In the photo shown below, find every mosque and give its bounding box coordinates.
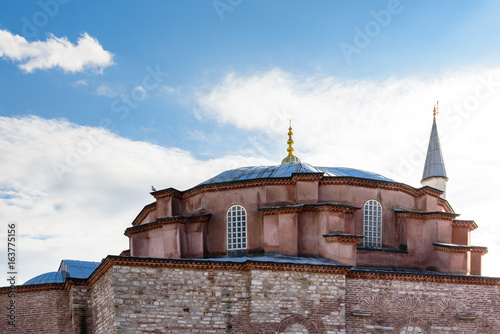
[1,109,499,333]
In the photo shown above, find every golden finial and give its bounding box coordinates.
[433,101,439,118]
[281,120,301,165]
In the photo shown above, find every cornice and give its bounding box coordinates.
[323,233,364,243]
[394,209,459,221]
[438,198,455,213]
[125,213,211,237]
[452,220,478,231]
[150,175,441,201]
[291,172,324,182]
[433,242,473,254]
[86,255,352,286]
[150,188,183,200]
[470,246,488,255]
[64,278,88,291]
[320,178,443,198]
[131,202,156,226]
[120,249,130,256]
[0,283,64,295]
[347,270,500,286]
[259,203,361,216]
[183,178,295,198]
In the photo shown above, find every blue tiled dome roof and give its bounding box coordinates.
[198,162,392,186]
[24,260,100,285]
[24,271,66,285]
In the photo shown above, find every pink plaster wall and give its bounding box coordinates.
[262,215,279,252]
[297,212,318,255]
[452,226,470,245]
[279,213,298,255]
[127,178,485,275]
[296,181,318,203]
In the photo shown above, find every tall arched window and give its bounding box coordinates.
[364,200,382,248]
[227,205,247,252]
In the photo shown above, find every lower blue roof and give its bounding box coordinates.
[198,162,393,186]
[24,259,100,285]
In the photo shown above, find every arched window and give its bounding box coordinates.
[364,200,382,248]
[227,205,247,252]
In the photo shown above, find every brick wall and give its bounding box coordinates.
[346,277,500,333]
[250,270,346,333]
[0,288,73,333]
[103,264,346,333]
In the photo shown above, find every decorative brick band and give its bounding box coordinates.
[432,242,487,254]
[259,203,360,216]
[291,172,324,182]
[434,245,471,254]
[0,283,64,295]
[320,178,442,198]
[347,270,500,286]
[150,175,440,200]
[323,233,364,243]
[470,246,488,255]
[120,249,130,256]
[394,209,459,221]
[150,187,182,199]
[131,202,156,226]
[125,213,211,237]
[438,197,455,213]
[86,255,351,286]
[452,220,478,231]
[183,178,295,198]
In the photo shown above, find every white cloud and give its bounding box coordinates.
[196,67,500,277]
[133,85,148,99]
[96,84,119,98]
[160,85,177,95]
[0,29,114,73]
[2,67,500,283]
[0,116,271,283]
[72,79,89,87]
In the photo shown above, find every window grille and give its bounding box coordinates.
[227,205,247,251]
[364,200,382,248]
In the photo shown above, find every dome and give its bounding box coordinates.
[24,271,66,285]
[198,162,393,186]
[24,259,100,285]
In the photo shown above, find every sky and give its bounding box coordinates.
[1,0,500,284]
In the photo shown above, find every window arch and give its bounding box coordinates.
[363,200,382,248]
[226,205,247,251]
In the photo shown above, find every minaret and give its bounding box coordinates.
[421,104,448,198]
[281,121,301,165]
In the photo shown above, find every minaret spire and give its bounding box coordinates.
[281,120,301,165]
[421,103,448,198]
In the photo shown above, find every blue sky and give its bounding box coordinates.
[1,1,500,282]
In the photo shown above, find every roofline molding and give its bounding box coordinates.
[125,213,211,237]
[147,176,443,203]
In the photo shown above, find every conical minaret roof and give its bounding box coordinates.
[421,106,447,182]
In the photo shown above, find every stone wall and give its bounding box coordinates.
[70,284,94,333]
[0,287,73,333]
[346,276,500,333]
[105,264,347,333]
[250,270,346,333]
[91,269,115,333]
